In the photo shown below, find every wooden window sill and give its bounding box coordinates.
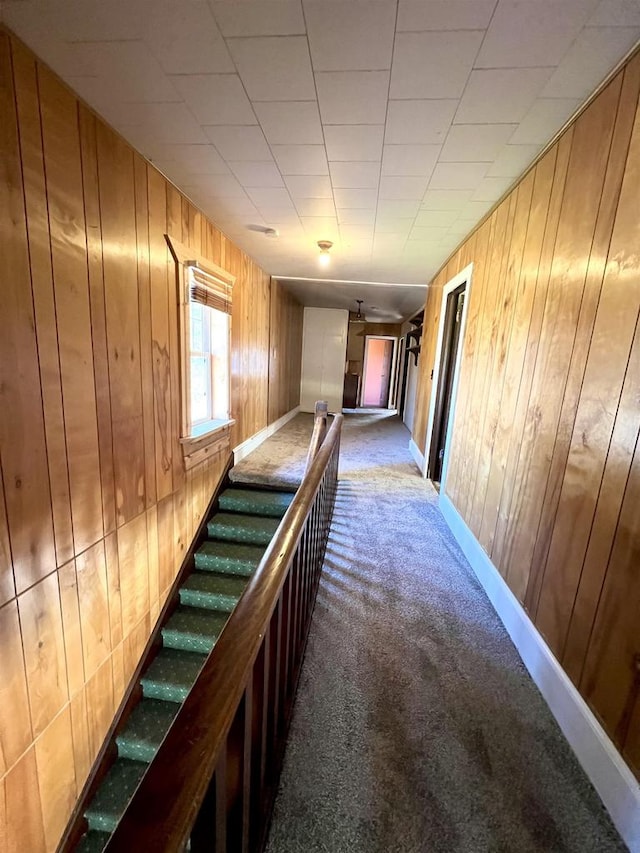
[180,419,235,469]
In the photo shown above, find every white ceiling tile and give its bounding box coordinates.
[71,41,181,103]
[228,161,285,187]
[272,145,329,175]
[211,1,305,36]
[205,126,272,160]
[422,189,474,210]
[440,124,517,162]
[588,0,640,26]
[376,199,421,217]
[228,36,315,101]
[487,144,541,178]
[390,31,484,99]
[456,68,554,124]
[374,217,415,233]
[304,0,396,71]
[157,163,232,187]
[429,162,488,190]
[385,100,458,144]
[115,103,209,144]
[256,206,300,221]
[333,188,379,208]
[300,217,340,238]
[145,2,234,74]
[471,175,514,201]
[414,210,459,228]
[2,0,151,41]
[181,173,247,197]
[207,196,261,216]
[255,101,323,144]
[284,175,334,198]
[340,224,375,241]
[458,200,495,220]
[540,26,640,99]
[337,209,377,225]
[476,0,600,68]
[294,198,337,217]
[382,145,440,176]
[324,125,385,161]
[316,71,389,124]
[170,74,256,125]
[246,187,295,207]
[510,98,582,145]
[329,162,380,189]
[147,143,229,174]
[408,225,451,242]
[397,0,497,31]
[379,176,430,199]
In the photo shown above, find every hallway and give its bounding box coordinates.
[265,412,622,853]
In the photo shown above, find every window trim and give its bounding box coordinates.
[166,234,235,469]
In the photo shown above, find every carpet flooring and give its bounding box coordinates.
[260,410,625,853]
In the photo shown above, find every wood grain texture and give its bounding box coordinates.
[413,56,640,780]
[0,29,303,850]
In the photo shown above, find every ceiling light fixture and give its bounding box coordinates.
[317,240,333,268]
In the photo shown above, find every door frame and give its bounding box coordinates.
[423,263,473,489]
[360,335,398,408]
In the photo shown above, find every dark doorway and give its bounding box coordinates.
[428,284,466,486]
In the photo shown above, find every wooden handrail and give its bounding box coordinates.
[304,400,329,475]
[106,410,343,852]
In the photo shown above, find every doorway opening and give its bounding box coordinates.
[425,265,472,490]
[361,336,397,408]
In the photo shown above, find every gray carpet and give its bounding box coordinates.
[231,413,317,490]
[257,411,624,853]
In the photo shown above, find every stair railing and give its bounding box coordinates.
[104,408,343,853]
[304,399,329,474]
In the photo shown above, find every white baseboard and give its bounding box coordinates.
[439,492,640,853]
[233,406,300,465]
[409,438,425,475]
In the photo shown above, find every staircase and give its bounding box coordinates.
[77,484,295,853]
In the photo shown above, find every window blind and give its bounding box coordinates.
[189,266,232,315]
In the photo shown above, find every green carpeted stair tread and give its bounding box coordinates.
[179,572,249,612]
[116,698,180,763]
[76,830,111,853]
[162,606,229,654]
[141,648,208,703]
[218,487,295,518]
[194,541,265,575]
[84,759,147,833]
[207,512,280,546]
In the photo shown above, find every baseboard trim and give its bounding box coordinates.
[409,438,425,475]
[233,406,301,465]
[439,492,640,853]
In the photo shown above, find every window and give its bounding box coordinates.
[187,266,231,436]
[166,234,235,469]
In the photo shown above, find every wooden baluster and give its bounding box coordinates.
[226,684,251,852]
[250,635,269,849]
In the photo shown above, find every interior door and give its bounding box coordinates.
[428,285,465,484]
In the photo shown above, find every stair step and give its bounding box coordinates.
[141,648,207,703]
[77,830,111,853]
[208,512,280,546]
[219,487,294,518]
[85,759,147,834]
[180,572,249,612]
[194,541,265,575]
[116,698,180,763]
[162,606,229,654]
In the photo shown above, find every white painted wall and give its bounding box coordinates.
[300,307,348,413]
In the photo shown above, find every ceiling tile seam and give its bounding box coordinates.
[299,0,340,260]
[449,0,501,128]
[211,12,305,238]
[374,0,410,269]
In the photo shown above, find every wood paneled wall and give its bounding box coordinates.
[413,51,640,779]
[0,30,302,852]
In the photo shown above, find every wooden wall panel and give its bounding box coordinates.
[413,53,640,780]
[0,29,303,852]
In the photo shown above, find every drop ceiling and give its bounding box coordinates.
[3,0,639,309]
